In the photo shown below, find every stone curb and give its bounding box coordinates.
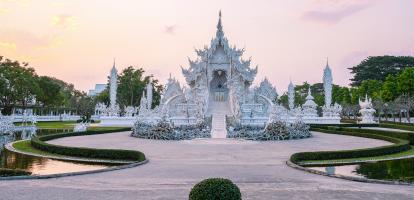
[299,154,414,166]
[6,140,132,164]
[286,160,414,186]
[0,159,148,181]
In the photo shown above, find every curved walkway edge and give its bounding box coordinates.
[299,154,414,166]
[6,140,134,164]
[2,140,149,181]
[286,160,414,186]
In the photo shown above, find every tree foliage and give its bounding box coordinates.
[98,66,163,109]
[349,56,414,86]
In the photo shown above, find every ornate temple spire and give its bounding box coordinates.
[216,10,224,41]
[306,87,314,100]
[111,58,117,74]
[109,59,118,114]
[288,80,295,110]
[323,57,333,106]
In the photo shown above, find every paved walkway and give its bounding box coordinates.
[0,132,413,200]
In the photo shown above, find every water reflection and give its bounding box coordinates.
[307,158,414,183]
[0,129,116,176]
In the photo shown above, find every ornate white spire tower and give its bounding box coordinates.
[216,10,224,42]
[288,80,295,110]
[146,79,153,110]
[323,58,333,106]
[109,59,118,108]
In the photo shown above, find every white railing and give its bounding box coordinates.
[12,115,81,122]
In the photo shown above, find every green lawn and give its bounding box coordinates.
[300,146,414,166]
[34,121,77,129]
[12,140,62,157]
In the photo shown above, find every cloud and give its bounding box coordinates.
[164,25,178,35]
[52,14,78,30]
[340,51,369,68]
[0,8,9,14]
[301,0,377,24]
[0,29,58,54]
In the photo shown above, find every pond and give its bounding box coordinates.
[307,158,414,183]
[0,129,118,176]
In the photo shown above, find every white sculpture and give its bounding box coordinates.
[0,112,15,134]
[359,94,376,124]
[74,122,89,132]
[322,59,342,118]
[255,78,278,103]
[288,80,295,110]
[146,79,153,109]
[323,58,333,107]
[302,88,318,118]
[181,10,258,120]
[108,60,120,116]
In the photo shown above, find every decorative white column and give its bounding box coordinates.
[323,59,332,107]
[288,80,295,110]
[146,79,153,110]
[109,61,118,109]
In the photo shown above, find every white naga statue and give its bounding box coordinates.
[359,94,376,124]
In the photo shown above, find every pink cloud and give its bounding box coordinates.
[301,0,378,24]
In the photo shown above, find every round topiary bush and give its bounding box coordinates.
[189,178,241,200]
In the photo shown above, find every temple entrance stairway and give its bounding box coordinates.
[207,101,231,139]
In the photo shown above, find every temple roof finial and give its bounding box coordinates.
[325,57,330,69]
[111,58,117,73]
[216,10,224,39]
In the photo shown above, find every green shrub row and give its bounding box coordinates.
[31,128,146,162]
[310,123,379,128]
[340,127,414,145]
[290,127,411,164]
[0,168,31,177]
[380,123,414,132]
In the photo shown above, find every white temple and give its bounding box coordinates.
[97,11,344,131]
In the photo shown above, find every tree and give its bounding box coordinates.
[381,75,399,102]
[94,89,110,106]
[96,66,163,109]
[358,80,383,100]
[37,76,65,107]
[77,96,95,121]
[349,56,414,86]
[397,67,414,95]
[0,56,40,114]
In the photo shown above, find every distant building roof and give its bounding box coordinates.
[88,84,106,96]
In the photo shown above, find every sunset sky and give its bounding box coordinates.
[1,0,413,93]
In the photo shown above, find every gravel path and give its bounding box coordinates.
[0,131,413,200]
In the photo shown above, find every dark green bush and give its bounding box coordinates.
[189,178,241,200]
[31,128,146,162]
[0,168,31,177]
[310,123,378,129]
[340,127,414,145]
[380,123,414,132]
[291,127,411,164]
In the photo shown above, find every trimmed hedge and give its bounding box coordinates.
[291,127,411,164]
[310,123,379,128]
[380,123,414,132]
[340,127,414,145]
[0,168,31,177]
[189,178,241,200]
[31,128,146,162]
